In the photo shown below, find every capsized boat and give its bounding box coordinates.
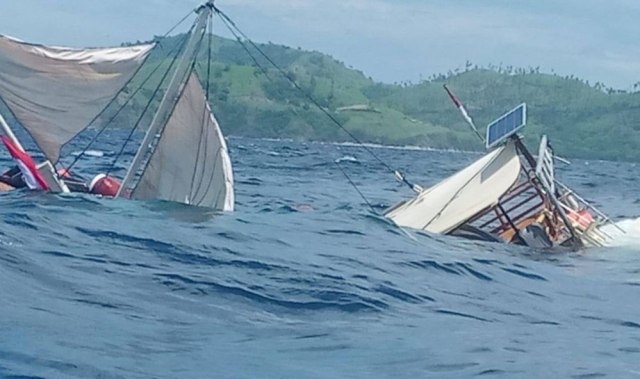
[385,101,622,250]
[0,1,234,210]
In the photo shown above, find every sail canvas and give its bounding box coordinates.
[385,141,521,233]
[131,73,234,211]
[0,35,153,162]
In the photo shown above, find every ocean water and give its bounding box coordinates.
[1,136,640,378]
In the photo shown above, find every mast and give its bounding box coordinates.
[116,2,214,197]
[0,112,24,152]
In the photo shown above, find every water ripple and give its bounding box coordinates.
[1,137,639,378]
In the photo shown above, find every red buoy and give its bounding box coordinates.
[89,174,121,197]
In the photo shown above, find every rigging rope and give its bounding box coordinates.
[127,18,210,197]
[63,9,198,173]
[57,49,152,172]
[156,8,199,52]
[105,25,196,176]
[208,12,374,210]
[212,8,413,212]
[212,8,420,194]
[64,39,186,174]
[189,13,215,203]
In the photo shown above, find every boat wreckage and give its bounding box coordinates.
[0,1,233,210]
[385,89,622,250]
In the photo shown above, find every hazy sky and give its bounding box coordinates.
[1,0,638,89]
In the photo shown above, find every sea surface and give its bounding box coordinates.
[1,135,640,378]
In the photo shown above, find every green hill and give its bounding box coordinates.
[368,69,640,161]
[124,35,640,161]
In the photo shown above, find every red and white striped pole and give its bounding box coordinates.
[443,84,484,143]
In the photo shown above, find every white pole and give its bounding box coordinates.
[116,5,211,197]
[0,112,25,152]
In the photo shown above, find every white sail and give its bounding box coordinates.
[385,140,521,233]
[0,35,153,162]
[131,73,234,210]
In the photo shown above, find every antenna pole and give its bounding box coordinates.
[443,85,485,143]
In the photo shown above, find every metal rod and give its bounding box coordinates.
[117,4,211,197]
[443,85,485,143]
[497,204,524,243]
[555,179,625,233]
[0,112,24,152]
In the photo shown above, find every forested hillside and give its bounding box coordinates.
[125,34,640,161]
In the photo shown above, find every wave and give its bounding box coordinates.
[601,217,640,248]
[70,149,110,158]
[334,155,359,164]
[332,140,481,154]
[3,135,640,378]
[230,136,482,154]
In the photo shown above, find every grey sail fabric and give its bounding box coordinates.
[0,35,153,162]
[131,73,234,210]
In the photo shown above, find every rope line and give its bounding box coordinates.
[156,9,198,51]
[212,13,380,210]
[106,26,196,176]
[190,13,214,202]
[63,9,197,172]
[129,21,209,197]
[65,40,186,173]
[213,8,414,190]
[211,7,413,212]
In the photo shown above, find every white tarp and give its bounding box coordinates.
[131,73,234,210]
[385,140,521,233]
[0,35,153,162]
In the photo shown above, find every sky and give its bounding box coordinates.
[0,0,639,89]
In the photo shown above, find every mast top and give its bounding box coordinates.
[197,0,216,13]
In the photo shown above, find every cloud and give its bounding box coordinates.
[223,0,640,88]
[1,0,638,88]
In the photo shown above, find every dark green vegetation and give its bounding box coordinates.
[126,35,640,161]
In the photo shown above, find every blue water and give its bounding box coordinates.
[1,136,640,378]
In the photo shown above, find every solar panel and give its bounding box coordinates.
[486,103,526,149]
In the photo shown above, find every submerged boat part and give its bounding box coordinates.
[0,35,153,163]
[385,98,621,251]
[0,1,234,211]
[385,141,521,234]
[130,73,234,210]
